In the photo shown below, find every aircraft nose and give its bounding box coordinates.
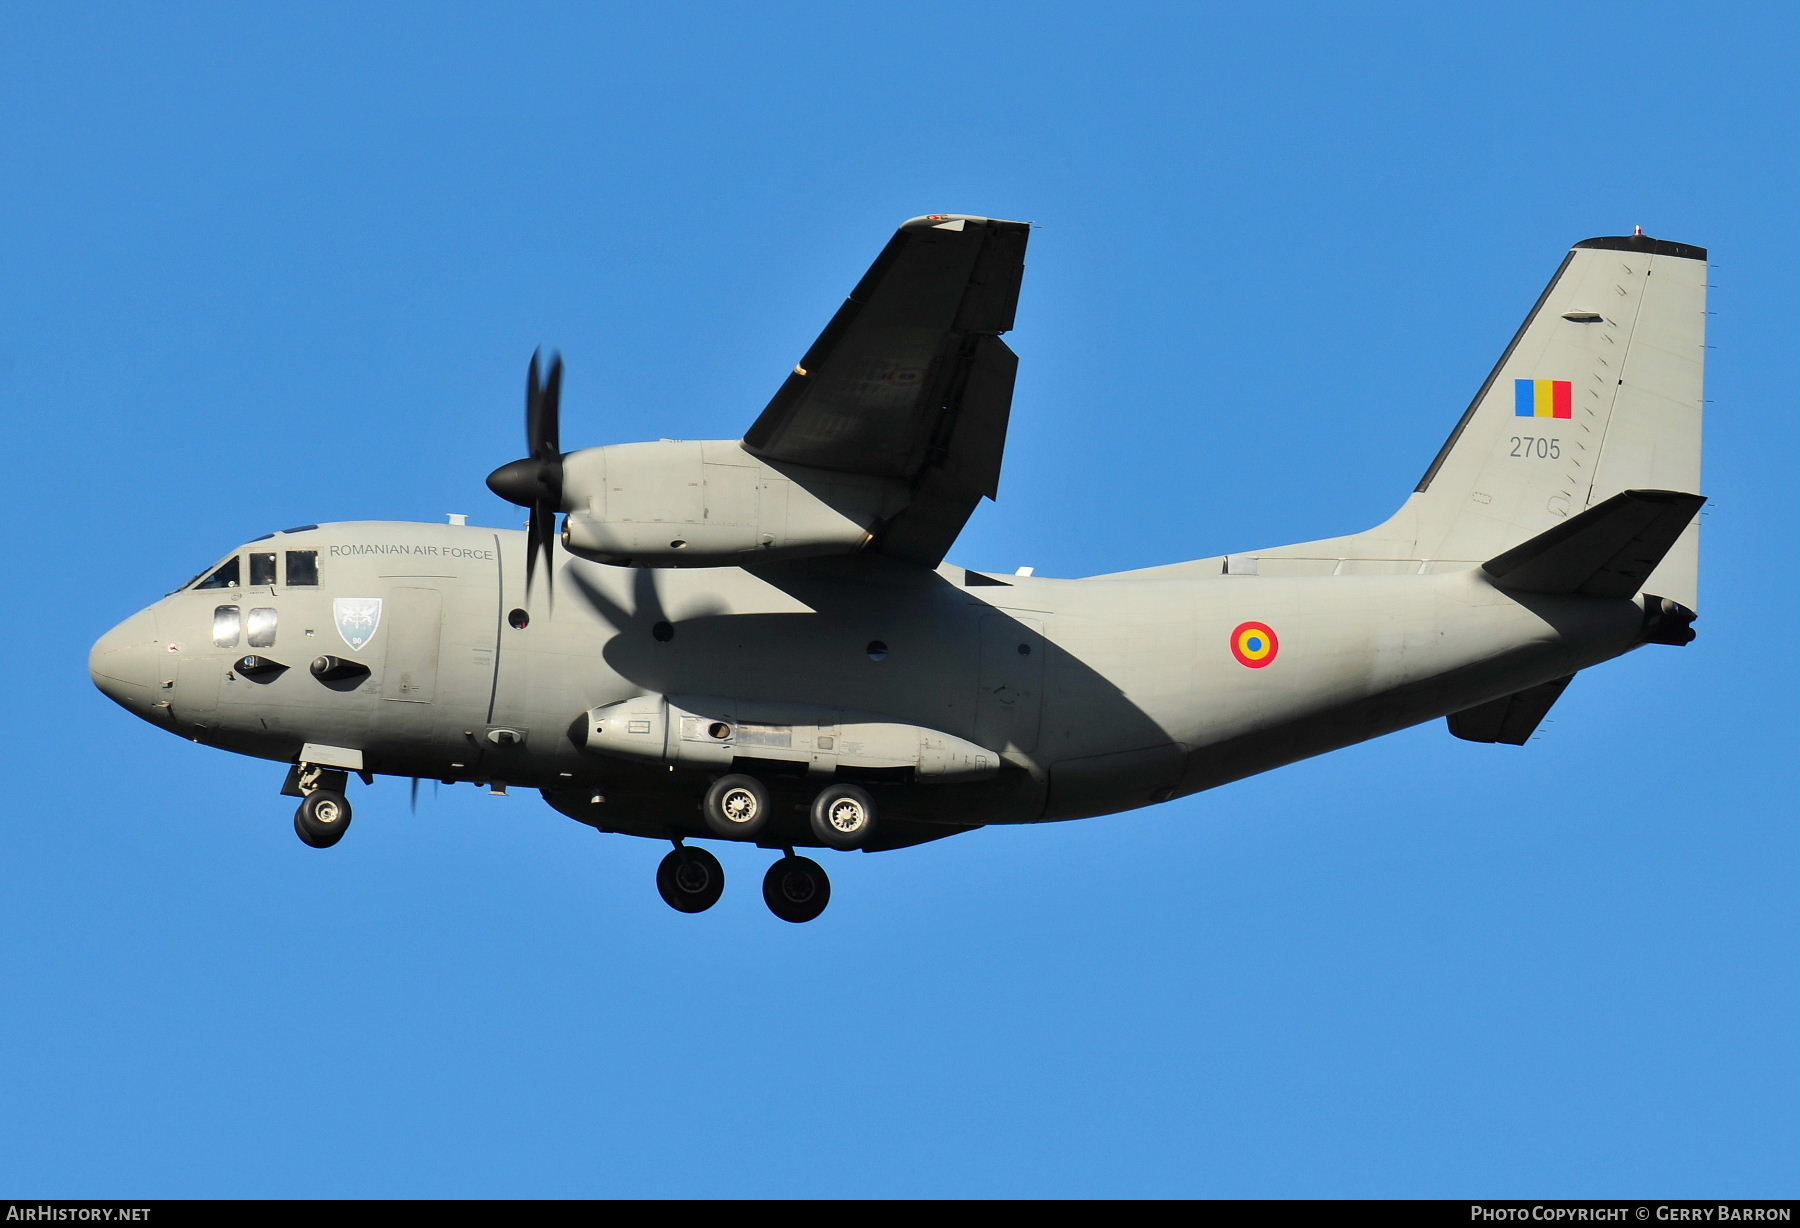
[90,609,161,711]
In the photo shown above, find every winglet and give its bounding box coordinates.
[1482,489,1705,599]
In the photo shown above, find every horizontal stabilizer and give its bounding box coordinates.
[1482,489,1705,599]
[1448,675,1574,745]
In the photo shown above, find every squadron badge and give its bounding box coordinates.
[334,597,383,652]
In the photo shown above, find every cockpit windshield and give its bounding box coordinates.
[194,556,241,590]
[180,545,320,593]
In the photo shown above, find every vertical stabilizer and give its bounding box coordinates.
[1252,235,1707,608]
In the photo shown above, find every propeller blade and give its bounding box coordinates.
[410,777,420,814]
[528,499,557,609]
[525,349,544,456]
[490,350,567,609]
[539,353,563,459]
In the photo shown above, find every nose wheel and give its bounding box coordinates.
[294,788,353,848]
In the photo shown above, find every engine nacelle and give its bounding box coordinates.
[584,694,999,782]
[557,439,906,567]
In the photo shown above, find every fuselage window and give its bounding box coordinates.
[196,557,241,590]
[286,550,319,586]
[247,607,277,648]
[213,605,241,649]
[249,552,277,586]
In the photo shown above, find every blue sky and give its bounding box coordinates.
[2,2,1794,1198]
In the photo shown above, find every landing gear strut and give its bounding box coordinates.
[656,844,725,913]
[763,854,831,923]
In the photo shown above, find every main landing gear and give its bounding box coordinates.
[702,775,880,850]
[809,782,875,849]
[655,842,834,923]
[762,855,830,924]
[292,766,354,848]
[702,773,770,839]
[654,775,880,920]
[655,844,725,913]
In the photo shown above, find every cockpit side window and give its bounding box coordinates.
[286,550,319,586]
[249,552,277,586]
[246,607,277,648]
[196,557,241,590]
[213,606,241,648]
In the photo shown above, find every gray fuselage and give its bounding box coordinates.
[91,519,1650,851]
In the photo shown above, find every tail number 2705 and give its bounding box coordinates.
[1510,436,1561,459]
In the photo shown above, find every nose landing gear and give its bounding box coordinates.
[291,765,354,848]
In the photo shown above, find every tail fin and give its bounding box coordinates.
[1258,235,1708,607]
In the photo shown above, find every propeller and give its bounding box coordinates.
[486,350,565,604]
[408,777,441,814]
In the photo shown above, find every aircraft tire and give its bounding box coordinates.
[294,789,352,848]
[656,846,725,914]
[809,783,876,849]
[762,856,830,923]
[702,773,770,839]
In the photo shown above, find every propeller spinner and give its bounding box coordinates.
[486,350,565,602]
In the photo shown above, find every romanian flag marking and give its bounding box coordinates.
[1230,621,1279,669]
[1514,379,1573,419]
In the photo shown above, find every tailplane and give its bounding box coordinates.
[1482,488,1705,600]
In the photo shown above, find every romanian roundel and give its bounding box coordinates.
[1229,621,1280,669]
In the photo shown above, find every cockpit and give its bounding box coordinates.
[182,527,324,593]
[175,529,330,653]
[190,549,320,590]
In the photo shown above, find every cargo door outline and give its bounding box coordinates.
[382,588,442,703]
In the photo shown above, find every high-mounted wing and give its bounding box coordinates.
[744,214,1030,567]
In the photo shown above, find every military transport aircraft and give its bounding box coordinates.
[89,215,1707,922]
